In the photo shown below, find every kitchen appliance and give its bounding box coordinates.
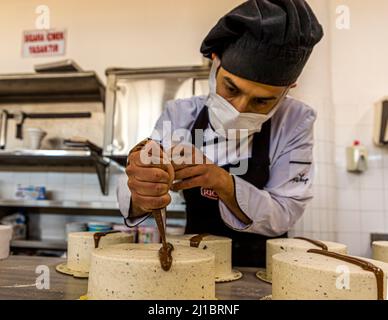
[103,66,210,164]
[374,98,388,146]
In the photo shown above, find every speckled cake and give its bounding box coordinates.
[67,232,133,274]
[373,241,388,263]
[272,251,388,300]
[87,243,216,300]
[167,234,242,282]
[264,238,348,282]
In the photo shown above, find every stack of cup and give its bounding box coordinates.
[25,128,47,150]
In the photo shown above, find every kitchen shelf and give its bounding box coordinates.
[0,71,105,106]
[0,199,119,210]
[0,149,111,195]
[0,199,186,212]
[11,239,66,251]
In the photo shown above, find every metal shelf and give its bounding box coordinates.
[0,71,105,106]
[0,199,119,210]
[11,239,66,251]
[0,199,186,214]
[0,150,111,195]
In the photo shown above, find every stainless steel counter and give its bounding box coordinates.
[0,255,271,300]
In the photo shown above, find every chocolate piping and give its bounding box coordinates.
[93,231,121,248]
[153,209,174,272]
[131,139,174,271]
[308,249,385,300]
[190,233,210,248]
[294,237,328,251]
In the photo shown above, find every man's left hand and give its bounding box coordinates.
[168,144,233,198]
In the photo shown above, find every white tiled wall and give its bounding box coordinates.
[290,0,338,243]
[292,0,388,257]
[0,166,122,204]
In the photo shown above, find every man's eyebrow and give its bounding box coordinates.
[255,96,277,101]
[223,77,240,90]
[223,76,277,100]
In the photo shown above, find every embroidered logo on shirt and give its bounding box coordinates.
[200,187,219,200]
[292,173,310,185]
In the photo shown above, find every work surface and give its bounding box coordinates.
[0,255,271,300]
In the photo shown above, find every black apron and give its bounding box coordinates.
[182,106,287,268]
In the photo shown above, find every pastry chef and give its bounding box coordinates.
[117,0,324,267]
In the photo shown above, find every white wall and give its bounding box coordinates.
[291,0,338,242]
[0,0,242,80]
[329,0,388,256]
[293,0,388,257]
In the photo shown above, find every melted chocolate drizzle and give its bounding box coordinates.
[294,237,328,251]
[93,230,121,248]
[153,209,174,271]
[308,249,385,300]
[131,139,174,271]
[190,233,210,248]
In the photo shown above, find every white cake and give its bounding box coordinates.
[373,241,388,263]
[272,251,388,300]
[67,231,133,274]
[264,238,348,282]
[167,234,242,282]
[87,243,216,300]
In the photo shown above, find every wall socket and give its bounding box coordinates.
[371,233,388,246]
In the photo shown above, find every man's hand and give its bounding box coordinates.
[169,144,232,197]
[168,144,251,225]
[126,140,174,218]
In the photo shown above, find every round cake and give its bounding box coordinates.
[272,251,388,300]
[66,231,134,274]
[167,234,242,282]
[262,238,348,282]
[372,241,388,263]
[87,243,216,300]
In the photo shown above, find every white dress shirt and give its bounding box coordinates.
[117,95,316,237]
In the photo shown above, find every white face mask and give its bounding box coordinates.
[206,57,288,138]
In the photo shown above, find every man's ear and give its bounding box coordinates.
[211,53,217,60]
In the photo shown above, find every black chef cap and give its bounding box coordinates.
[200,0,324,86]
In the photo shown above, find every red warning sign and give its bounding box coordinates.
[22,29,66,58]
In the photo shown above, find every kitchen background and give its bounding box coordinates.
[0,0,387,257]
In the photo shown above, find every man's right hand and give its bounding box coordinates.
[125,140,175,218]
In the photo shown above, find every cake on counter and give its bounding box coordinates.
[272,251,388,300]
[167,234,242,282]
[87,243,216,300]
[259,238,348,283]
[58,231,134,277]
[373,241,388,263]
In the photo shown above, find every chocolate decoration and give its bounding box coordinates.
[93,231,121,249]
[131,139,174,271]
[308,249,385,300]
[190,233,211,248]
[294,237,328,251]
[153,209,174,271]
